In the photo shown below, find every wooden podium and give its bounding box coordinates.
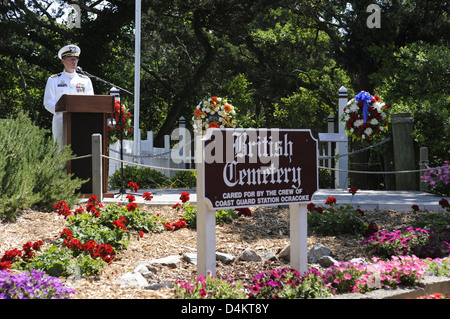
[56,94,114,195]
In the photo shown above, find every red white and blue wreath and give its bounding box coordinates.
[340,91,390,142]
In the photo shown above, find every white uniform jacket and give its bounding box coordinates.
[43,70,94,144]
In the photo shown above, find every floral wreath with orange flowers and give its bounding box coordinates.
[192,96,236,134]
[107,100,132,145]
[340,91,390,142]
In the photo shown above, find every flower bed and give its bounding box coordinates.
[1,184,449,299]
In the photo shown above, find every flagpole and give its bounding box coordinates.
[134,0,141,158]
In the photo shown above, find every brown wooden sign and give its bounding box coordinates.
[202,128,318,209]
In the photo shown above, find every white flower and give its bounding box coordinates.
[365,127,373,136]
[380,112,386,119]
[343,114,350,121]
[370,118,379,125]
[349,103,358,112]
[354,119,364,128]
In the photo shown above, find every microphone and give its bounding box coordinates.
[76,66,85,74]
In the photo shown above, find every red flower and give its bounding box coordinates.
[139,231,144,238]
[126,202,138,211]
[307,203,316,211]
[143,192,152,201]
[315,207,324,214]
[127,182,139,192]
[83,240,99,255]
[60,228,73,240]
[113,219,127,231]
[357,208,365,216]
[126,194,136,202]
[439,198,449,208]
[366,222,379,237]
[0,261,11,271]
[348,186,358,196]
[236,208,252,217]
[164,218,187,231]
[54,200,72,218]
[325,196,337,205]
[32,240,44,251]
[74,207,85,215]
[173,203,182,209]
[411,204,420,212]
[180,191,190,203]
[1,248,22,263]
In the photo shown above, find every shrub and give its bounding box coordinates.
[109,166,171,189]
[170,170,197,188]
[180,203,239,230]
[307,198,368,236]
[0,113,83,220]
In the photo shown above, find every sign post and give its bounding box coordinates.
[197,128,318,276]
[195,131,217,276]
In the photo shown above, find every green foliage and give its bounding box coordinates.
[0,113,83,220]
[21,245,108,277]
[308,203,367,236]
[99,203,167,233]
[109,166,171,190]
[170,170,197,189]
[372,42,450,164]
[20,246,76,277]
[319,168,333,189]
[410,211,450,233]
[424,258,450,277]
[181,202,198,229]
[180,203,238,230]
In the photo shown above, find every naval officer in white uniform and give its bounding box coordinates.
[43,44,94,145]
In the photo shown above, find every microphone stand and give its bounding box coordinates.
[76,67,134,96]
[77,67,133,198]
